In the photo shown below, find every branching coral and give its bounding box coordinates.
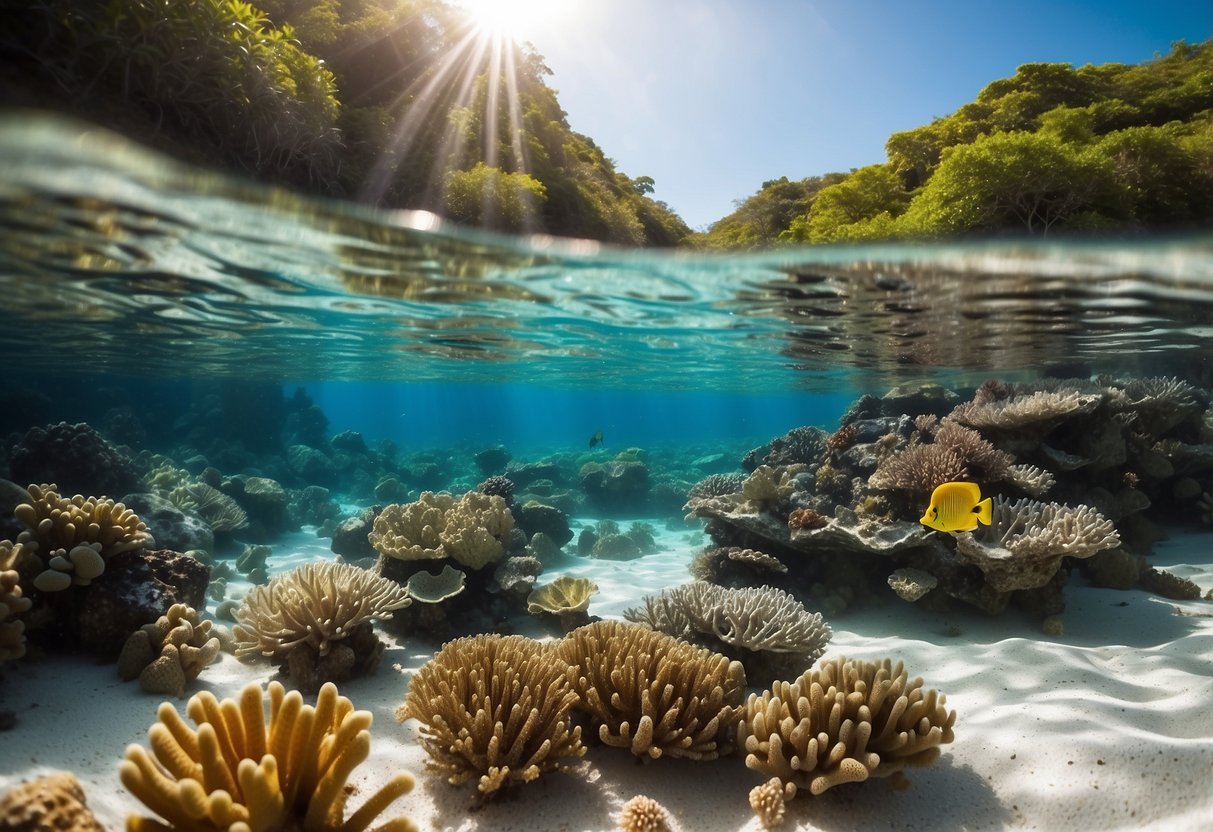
[1,549,32,661]
[1003,463,1056,497]
[953,496,1120,592]
[368,491,514,570]
[397,634,584,794]
[687,473,745,501]
[869,442,966,497]
[748,778,789,830]
[121,681,417,832]
[557,619,746,761]
[625,583,832,683]
[117,603,221,697]
[948,389,1100,431]
[233,562,410,661]
[14,483,152,592]
[741,465,805,507]
[740,656,956,798]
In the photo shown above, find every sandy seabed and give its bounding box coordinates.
[2,523,1212,832]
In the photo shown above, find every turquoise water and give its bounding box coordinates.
[1,112,1212,446]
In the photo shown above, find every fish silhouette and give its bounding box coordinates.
[589,431,604,448]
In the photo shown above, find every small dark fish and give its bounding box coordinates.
[589,431,604,448]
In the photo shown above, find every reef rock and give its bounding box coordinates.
[121,493,215,554]
[8,421,140,497]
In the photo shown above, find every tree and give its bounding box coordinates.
[800,165,909,243]
[444,163,547,232]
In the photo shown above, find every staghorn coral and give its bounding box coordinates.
[117,603,221,698]
[121,681,416,832]
[625,583,831,684]
[1003,463,1056,497]
[369,491,514,570]
[933,420,1013,481]
[748,778,789,830]
[15,483,152,592]
[740,655,956,798]
[617,795,672,832]
[397,634,584,794]
[557,619,746,761]
[869,442,966,498]
[233,562,410,689]
[953,496,1120,592]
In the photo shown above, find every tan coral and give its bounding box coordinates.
[397,634,584,794]
[748,777,790,830]
[949,389,1101,430]
[369,491,513,569]
[0,772,105,832]
[617,795,673,832]
[121,681,416,832]
[887,568,939,602]
[869,442,966,497]
[557,620,746,761]
[1,562,32,663]
[117,603,221,698]
[1003,463,1056,497]
[727,548,788,574]
[233,562,410,659]
[527,575,599,616]
[169,482,249,532]
[741,465,805,507]
[740,655,956,798]
[404,564,466,603]
[953,496,1120,592]
[14,483,151,591]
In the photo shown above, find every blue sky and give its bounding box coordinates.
[510,0,1211,231]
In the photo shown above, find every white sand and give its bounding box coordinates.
[3,524,1213,831]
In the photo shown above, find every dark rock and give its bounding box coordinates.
[331,508,380,561]
[504,461,564,488]
[880,384,961,418]
[8,422,141,497]
[233,475,289,539]
[291,485,341,527]
[514,502,573,547]
[75,548,209,655]
[474,447,512,476]
[330,430,368,454]
[579,460,650,513]
[286,444,337,486]
[121,492,215,554]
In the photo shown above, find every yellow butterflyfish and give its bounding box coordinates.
[920,481,993,532]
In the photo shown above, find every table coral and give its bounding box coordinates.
[558,619,746,761]
[117,603,221,697]
[13,483,151,592]
[740,655,956,798]
[121,681,417,832]
[397,634,584,794]
[953,496,1120,592]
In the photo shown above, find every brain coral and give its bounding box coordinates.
[398,633,585,794]
[741,655,956,797]
[14,483,152,592]
[121,681,416,832]
[369,491,514,570]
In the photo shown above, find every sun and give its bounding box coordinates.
[457,0,571,44]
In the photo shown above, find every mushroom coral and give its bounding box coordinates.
[397,633,584,794]
[120,681,416,832]
[740,655,955,798]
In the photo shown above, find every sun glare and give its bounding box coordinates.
[459,0,569,44]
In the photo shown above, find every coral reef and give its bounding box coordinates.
[8,421,141,497]
[121,681,416,832]
[14,483,152,592]
[233,562,409,689]
[0,541,31,662]
[0,773,105,832]
[369,491,514,569]
[625,583,831,684]
[398,634,585,794]
[117,603,221,697]
[557,620,746,761]
[740,656,956,798]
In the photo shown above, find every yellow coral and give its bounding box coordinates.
[557,620,746,761]
[741,655,956,797]
[117,603,221,697]
[14,483,151,591]
[527,575,599,616]
[397,634,585,794]
[1,554,32,662]
[369,491,513,570]
[617,795,672,832]
[121,681,416,832]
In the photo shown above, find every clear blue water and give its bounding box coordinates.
[1,112,1212,449]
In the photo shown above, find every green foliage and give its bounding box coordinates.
[444,162,547,232]
[792,165,909,243]
[693,176,842,249]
